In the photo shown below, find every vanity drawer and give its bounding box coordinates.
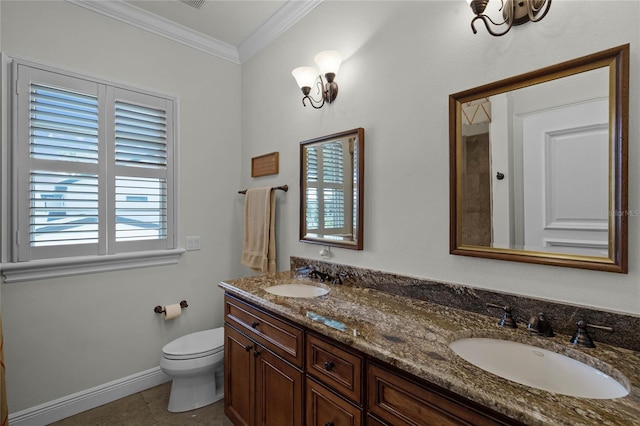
[368,361,519,426]
[225,295,304,368]
[366,414,390,426]
[306,332,364,404]
[306,376,363,426]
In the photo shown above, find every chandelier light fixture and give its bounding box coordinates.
[291,50,342,109]
[467,0,552,37]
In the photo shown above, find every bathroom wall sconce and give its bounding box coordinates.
[291,50,342,109]
[467,0,551,37]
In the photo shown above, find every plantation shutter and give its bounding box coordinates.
[110,89,173,252]
[304,141,346,237]
[17,66,103,260]
[305,146,319,230]
[30,84,101,248]
[322,142,345,230]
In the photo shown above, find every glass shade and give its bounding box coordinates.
[314,51,342,76]
[292,67,318,89]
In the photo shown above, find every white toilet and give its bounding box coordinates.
[159,327,225,412]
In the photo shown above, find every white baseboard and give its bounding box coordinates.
[8,367,171,426]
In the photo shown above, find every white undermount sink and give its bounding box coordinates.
[264,283,330,298]
[449,337,629,399]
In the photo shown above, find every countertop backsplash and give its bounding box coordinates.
[290,256,640,352]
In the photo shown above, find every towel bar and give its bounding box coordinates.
[238,185,288,194]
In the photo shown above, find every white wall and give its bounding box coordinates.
[1,1,243,412]
[241,1,640,311]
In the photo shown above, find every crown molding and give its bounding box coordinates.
[238,0,323,63]
[66,0,322,65]
[67,0,239,63]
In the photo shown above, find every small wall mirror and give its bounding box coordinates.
[300,128,364,250]
[450,45,628,273]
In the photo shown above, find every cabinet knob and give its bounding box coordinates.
[324,422,335,426]
[253,349,261,358]
[324,361,335,371]
[244,345,252,352]
[251,321,259,328]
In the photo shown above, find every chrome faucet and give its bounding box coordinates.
[486,303,517,328]
[527,313,554,337]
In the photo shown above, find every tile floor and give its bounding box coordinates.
[50,382,234,426]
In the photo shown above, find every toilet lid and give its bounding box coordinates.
[162,328,224,360]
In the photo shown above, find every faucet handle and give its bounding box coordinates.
[486,303,517,329]
[570,320,613,348]
[332,271,348,285]
[570,320,596,348]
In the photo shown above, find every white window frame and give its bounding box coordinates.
[1,55,183,283]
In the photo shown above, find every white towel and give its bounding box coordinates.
[241,187,276,273]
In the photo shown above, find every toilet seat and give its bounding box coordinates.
[162,328,224,360]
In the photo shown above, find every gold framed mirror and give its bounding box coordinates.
[449,45,628,273]
[300,128,364,250]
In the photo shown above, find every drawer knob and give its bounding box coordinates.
[324,361,335,371]
[324,422,335,426]
[251,321,259,328]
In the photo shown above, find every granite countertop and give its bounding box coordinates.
[219,271,640,426]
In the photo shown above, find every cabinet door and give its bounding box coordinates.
[306,377,362,426]
[255,344,304,426]
[225,324,254,426]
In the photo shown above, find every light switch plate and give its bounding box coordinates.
[186,236,201,251]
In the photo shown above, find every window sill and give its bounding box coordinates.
[1,249,186,283]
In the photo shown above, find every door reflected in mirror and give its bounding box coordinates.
[450,45,628,272]
[300,128,364,250]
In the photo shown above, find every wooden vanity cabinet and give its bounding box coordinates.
[223,293,522,426]
[224,295,304,426]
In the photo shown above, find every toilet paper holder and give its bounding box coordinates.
[154,300,189,314]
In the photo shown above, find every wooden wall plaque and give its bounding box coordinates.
[251,152,279,177]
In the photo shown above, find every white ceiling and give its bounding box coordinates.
[69,0,322,64]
